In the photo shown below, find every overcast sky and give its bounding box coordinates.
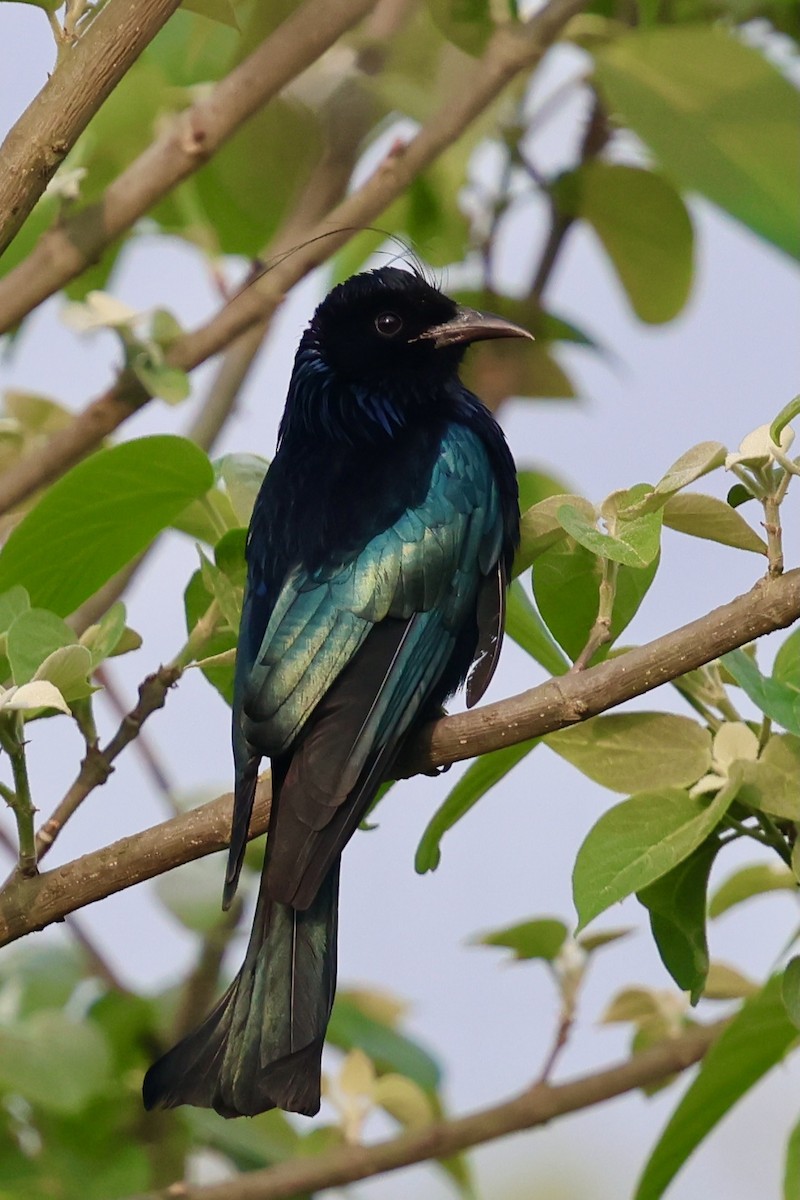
[2,8,800,1199]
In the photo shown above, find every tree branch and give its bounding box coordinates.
[1,567,797,947]
[0,0,587,519]
[0,0,378,331]
[0,0,183,255]
[134,1019,723,1200]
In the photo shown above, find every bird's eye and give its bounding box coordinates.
[374,311,403,338]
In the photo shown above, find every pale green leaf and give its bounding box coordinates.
[0,586,30,636]
[663,492,767,554]
[652,442,727,497]
[703,962,758,1001]
[217,453,268,527]
[573,781,737,930]
[709,862,796,919]
[546,713,711,794]
[373,1073,434,1128]
[0,680,70,715]
[33,644,96,702]
[6,608,75,684]
[475,917,568,962]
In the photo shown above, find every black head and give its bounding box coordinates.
[306,267,532,387]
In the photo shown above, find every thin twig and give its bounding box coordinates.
[1,567,798,947]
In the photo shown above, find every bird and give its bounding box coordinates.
[142,265,529,1119]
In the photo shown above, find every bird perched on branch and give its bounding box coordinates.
[143,266,529,1118]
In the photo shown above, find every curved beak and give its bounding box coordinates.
[418,306,535,349]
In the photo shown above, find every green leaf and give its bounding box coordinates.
[35,644,96,702]
[184,569,237,704]
[182,0,239,27]
[79,601,128,667]
[554,163,694,322]
[547,713,712,794]
[594,27,800,259]
[662,492,767,554]
[217,452,268,527]
[0,436,214,617]
[415,740,538,873]
[557,500,663,568]
[6,608,75,684]
[515,494,593,574]
[785,1113,800,1200]
[774,627,800,690]
[0,1011,111,1114]
[0,586,30,637]
[505,580,569,676]
[638,839,721,1002]
[735,735,800,820]
[573,781,738,930]
[782,957,800,1030]
[475,917,568,962]
[722,649,800,734]
[130,353,191,404]
[533,534,659,663]
[199,548,243,634]
[649,442,727,500]
[709,861,796,919]
[427,0,494,57]
[328,994,441,1092]
[634,975,798,1200]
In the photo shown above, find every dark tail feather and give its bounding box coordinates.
[143,862,339,1118]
